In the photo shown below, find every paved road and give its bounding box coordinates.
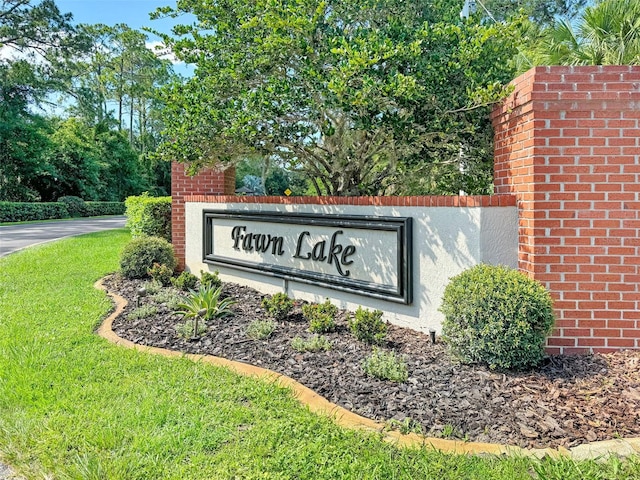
[0,216,127,478]
[0,216,126,258]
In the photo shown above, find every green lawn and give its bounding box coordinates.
[0,230,638,479]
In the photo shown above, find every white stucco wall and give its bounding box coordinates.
[184,202,518,333]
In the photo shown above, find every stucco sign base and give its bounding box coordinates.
[95,279,640,461]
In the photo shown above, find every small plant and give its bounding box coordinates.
[437,424,468,441]
[127,304,158,321]
[349,307,387,345]
[439,264,555,371]
[385,418,423,435]
[290,335,332,353]
[176,285,236,321]
[246,320,276,340]
[141,280,163,295]
[361,348,408,383]
[120,236,177,279]
[151,290,185,310]
[148,263,173,286]
[262,292,294,321]
[171,271,199,291]
[302,299,337,333]
[200,269,222,289]
[175,319,207,339]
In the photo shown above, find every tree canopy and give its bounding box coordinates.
[154,0,518,196]
[0,0,177,201]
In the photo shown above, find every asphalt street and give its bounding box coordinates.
[0,216,127,258]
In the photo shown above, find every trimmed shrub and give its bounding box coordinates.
[439,264,555,371]
[302,299,337,334]
[349,307,387,345]
[57,196,87,217]
[171,271,199,291]
[125,193,172,242]
[0,202,70,222]
[200,270,222,289]
[148,263,173,286]
[84,201,125,216]
[120,236,177,279]
[262,292,294,321]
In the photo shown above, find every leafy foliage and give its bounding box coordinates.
[176,285,236,321]
[200,270,222,290]
[261,292,294,321]
[175,318,207,339]
[127,304,158,321]
[290,335,332,353]
[302,300,338,334]
[439,264,555,371]
[147,262,173,286]
[171,271,199,291]
[124,193,172,241]
[0,201,69,222]
[57,196,86,217]
[349,307,387,345]
[154,0,518,196]
[246,320,276,340]
[527,0,640,66]
[362,348,408,383]
[119,236,176,279]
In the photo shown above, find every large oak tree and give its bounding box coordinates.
[154,0,518,196]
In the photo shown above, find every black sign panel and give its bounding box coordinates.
[203,210,413,304]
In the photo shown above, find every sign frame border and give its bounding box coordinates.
[202,210,413,304]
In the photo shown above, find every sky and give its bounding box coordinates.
[55,0,193,74]
[56,0,180,36]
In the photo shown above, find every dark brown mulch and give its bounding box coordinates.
[104,275,640,450]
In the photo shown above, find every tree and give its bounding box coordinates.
[530,0,640,65]
[0,0,74,54]
[155,0,517,196]
[480,0,586,24]
[0,60,53,201]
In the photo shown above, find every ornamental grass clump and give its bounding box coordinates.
[176,285,236,321]
[439,264,555,371]
[303,299,337,333]
[262,292,294,321]
[349,307,387,345]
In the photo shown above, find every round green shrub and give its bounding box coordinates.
[57,196,87,217]
[120,236,177,279]
[439,264,555,371]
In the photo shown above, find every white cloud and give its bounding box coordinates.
[146,40,183,65]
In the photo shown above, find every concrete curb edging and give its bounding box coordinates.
[95,278,640,461]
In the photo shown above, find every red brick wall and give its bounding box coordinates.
[492,66,640,354]
[171,163,236,269]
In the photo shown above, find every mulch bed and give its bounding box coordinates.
[104,275,640,450]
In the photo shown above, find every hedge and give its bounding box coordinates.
[0,201,125,223]
[124,194,172,242]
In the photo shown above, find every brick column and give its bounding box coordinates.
[171,162,235,269]
[492,66,640,354]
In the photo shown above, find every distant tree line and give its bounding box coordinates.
[1,0,176,202]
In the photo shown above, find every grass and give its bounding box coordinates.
[0,229,638,479]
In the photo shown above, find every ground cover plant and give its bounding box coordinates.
[110,277,640,451]
[0,230,639,479]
